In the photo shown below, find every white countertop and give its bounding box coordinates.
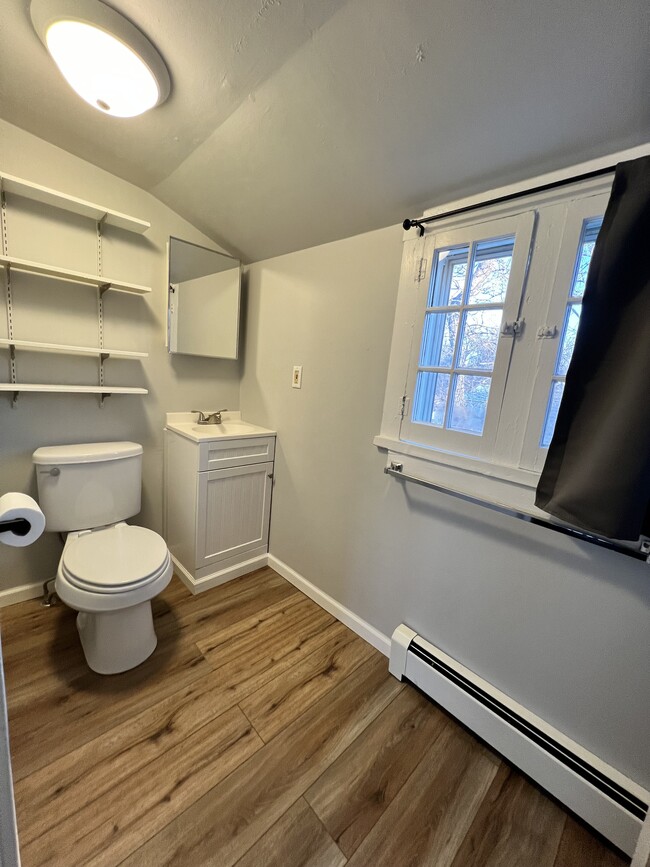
[165,411,276,443]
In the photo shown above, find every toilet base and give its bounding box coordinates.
[77,601,158,674]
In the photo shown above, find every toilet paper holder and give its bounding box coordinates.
[0,517,31,537]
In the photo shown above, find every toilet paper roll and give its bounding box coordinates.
[0,493,46,547]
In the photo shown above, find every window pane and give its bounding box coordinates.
[556,304,581,376]
[541,380,565,447]
[466,238,514,305]
[457,308,502,371]
[449,261,468,305]
[448,374,491,434]
[571,243,594,298]
[429,247,469,307]
[571,218,602,298]
[419,312,459,368]
[412,372,450,426]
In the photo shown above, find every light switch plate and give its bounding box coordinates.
[292,365,303,388]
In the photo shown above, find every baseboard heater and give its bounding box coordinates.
[389,625,648,857]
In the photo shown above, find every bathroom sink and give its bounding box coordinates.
[165,413,276,443]
[192,422,257,435]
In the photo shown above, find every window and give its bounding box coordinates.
[540,216,602,447]
[413,236,515,434]
[520,194,609,472]
[375,174,613,510]
[401,212,535,461]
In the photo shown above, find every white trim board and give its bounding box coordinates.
[172,553,269,595]
[268,555,391,657]
[0,580,43,609]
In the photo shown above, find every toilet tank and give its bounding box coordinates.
[33,442,143,532]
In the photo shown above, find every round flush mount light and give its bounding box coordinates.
[30,0,170,118]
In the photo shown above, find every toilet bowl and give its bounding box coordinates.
[33,441,173,675]
[56,523,173,674]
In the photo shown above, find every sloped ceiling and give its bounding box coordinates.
[1,0,648,262]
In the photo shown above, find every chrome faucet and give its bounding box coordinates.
[193,409,228,425]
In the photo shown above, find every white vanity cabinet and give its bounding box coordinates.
[164,415,276,592]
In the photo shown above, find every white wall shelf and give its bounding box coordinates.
[0,383,147,408]
[0,255,151,295]
[0,383,147,405]
[0,384,147,394]
[0,172,150,234]
[0,171,150,405]
[0,338,148,360]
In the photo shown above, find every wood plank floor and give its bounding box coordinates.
[1,568,629,867]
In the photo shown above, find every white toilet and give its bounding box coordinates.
[33,441,173,675]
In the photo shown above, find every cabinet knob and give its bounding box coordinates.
[267,472,274,479]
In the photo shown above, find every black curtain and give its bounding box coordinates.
[535,155,650,540]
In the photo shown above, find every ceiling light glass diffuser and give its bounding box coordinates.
[30,0,170,118]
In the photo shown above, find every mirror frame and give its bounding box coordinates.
[167,235,242,359]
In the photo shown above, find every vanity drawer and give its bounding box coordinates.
[199,435,276,471]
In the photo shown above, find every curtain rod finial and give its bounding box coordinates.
[403,218,425,236]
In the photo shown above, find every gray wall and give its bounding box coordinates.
[241,225,650,790]
[0,119,240,594]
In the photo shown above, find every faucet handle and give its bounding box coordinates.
[192,410,208,422]
[206,409,228,424]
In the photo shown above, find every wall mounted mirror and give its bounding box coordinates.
[167,236,241,359]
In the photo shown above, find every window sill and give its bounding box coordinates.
[373,434,549,518]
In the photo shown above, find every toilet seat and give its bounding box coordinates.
[61,523,170,594]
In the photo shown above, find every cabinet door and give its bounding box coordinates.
[196,461,273,568]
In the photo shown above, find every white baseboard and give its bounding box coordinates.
[0,581,43,609]
[268,554,390,657]
[172,553,269,595]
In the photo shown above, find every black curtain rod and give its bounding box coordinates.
[403,165,617,236]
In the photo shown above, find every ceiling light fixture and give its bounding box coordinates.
[30,0,170,118]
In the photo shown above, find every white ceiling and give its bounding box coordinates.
[1,0,648,262]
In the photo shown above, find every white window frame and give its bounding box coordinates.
[374,146,650,514]
[519,193,610,471]
[401,211,535,461]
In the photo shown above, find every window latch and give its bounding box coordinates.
[536,325,558,339]
[501,319,524,337]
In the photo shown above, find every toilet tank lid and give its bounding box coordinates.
[32,441,143,465]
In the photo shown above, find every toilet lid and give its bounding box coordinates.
[62,524,169,592]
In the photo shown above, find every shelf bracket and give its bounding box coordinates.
[3,263,16,385]
[97,210,108,389]
[0,187,8,258]
[99,392,111,407]
[11,390,19,408]
[100,352,109,364]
